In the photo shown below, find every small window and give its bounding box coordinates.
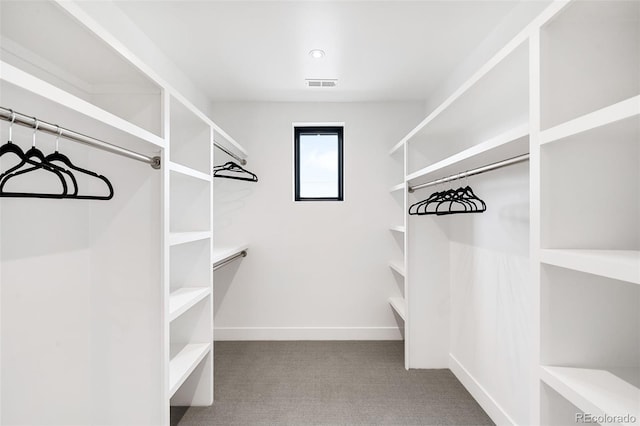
[294,126,343,201]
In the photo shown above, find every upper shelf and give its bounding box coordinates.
[540,249,640,285]
[541,95,640,146]
[213,244,249,267]
[406,124,528,186]
[540,0,639,130]
[1,65,164,156]
[401,41,529,176]
[170,96,212,175]
[0,0,163,137]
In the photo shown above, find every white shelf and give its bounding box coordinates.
[388,297,406,321]
[541,95,640,146]
[389,140,404,156]
[169,288,211,322]
[169,161,212,182]
[389,260,405,277]
[0,61,164,149]
[213,244,249,266]
[390,225,405,233]
[540,249,640,285]
[390,183,405,193]
[169,232,211,246]
[169,343,211,397]
[540,366,640,423]
[406,123,528,184]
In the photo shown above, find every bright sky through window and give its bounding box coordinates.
[299,134,339,198]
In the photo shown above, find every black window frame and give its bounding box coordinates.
[294,126,344,202]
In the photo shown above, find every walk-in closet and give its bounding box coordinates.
[1,1,638,425]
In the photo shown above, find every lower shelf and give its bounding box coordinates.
[388,297,406,321]
[169,343,211,397]
[540,366,640,423]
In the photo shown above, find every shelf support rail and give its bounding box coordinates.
[408,153,529,193]
[214,141,247,166]
[212,250,248,271]
[0,106,161,169]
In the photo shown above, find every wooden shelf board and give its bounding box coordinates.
[540,249,640,285]
[169,343,211,397]
[169,161,212,182]
[388,297,406,321]
[213,244,249,266]
[406,123,528,185]
[169,231,211,246]
[541,95,640,145]
[540,366,640,421]
[169,288,211,322]
[390,225,405,233]
[389,260,405,277]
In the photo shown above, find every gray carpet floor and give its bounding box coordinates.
[171,341,494,426]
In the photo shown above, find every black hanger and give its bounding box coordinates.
[0,118,68,198]
[213,161,258,182]
[408,177,486,216]
[7,127,113,200]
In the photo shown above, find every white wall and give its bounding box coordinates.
[425,1,549,115]
[209,101,424,340]
[68,0,211,114]
[447,163,530,425]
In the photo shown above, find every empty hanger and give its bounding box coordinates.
[409,173,486,216]
[213,161,258,182]
[10,126,113,200]
[0,119,68,198]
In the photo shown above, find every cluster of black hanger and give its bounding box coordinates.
[213,161,258,182]
[0,114,113,200]
[409,183,486,216]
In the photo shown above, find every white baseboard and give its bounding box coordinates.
[449,354,516,426]
[214,326,403,341]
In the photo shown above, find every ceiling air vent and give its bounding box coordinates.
[305,79,337,88]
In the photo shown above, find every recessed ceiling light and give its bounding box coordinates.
[309,49,325,59]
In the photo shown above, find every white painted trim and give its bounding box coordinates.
[292,122,346,127]
[214,327,403,341]
[449,354,517,426]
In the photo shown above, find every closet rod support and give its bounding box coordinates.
[408,153,530,193]
[0,106,161,169]
[214,141,247,166]
[212,250,247,271]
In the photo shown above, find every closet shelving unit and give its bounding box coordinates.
[535,1,640,424]
[0,1,165,425]
[211,126,250,278]
[388,141,407,365]
[391,28,531,374]
[165,93,214,409]
[1,1,250,424]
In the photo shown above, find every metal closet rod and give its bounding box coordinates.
[212,250,247,271]
[408,153,530,193]
[0,106,161,169]
[214,141,246,166]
